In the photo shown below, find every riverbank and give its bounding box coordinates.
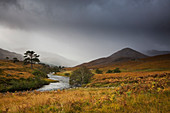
[0,60,58,92]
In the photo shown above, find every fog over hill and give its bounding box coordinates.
[0,48,77,66]
[38,51,78,67]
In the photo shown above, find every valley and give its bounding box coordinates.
[0,48,169,112]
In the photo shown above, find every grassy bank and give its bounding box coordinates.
[0,60,57,92]
[0,77,50,92]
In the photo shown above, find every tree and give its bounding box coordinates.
[24,51,40,69]
[13,57,19,63]
[106,69,113,73]
[113,68,121,73]
[52,66,60,73]
[6,57,9,60]
[95,68,103,74]
[69,66,93,87]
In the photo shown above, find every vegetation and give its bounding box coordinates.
[95,68,103,74]
[0,71,169,113]
[113,68,121,73]
[0,54,169,112]
[106,69,113,73]
[0,59,56,92]
[0,77,50,92]
[55,71,72,77]
[64,73,70,76]
[69,66,93,86]
[13,57,19,63]
[70,54,170,72]
[87,71,170,87]
[6,57,9,60]
[24,51,40,69]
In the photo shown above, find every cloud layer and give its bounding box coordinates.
[0,0,170,66]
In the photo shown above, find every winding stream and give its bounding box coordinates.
[37,74,70,91]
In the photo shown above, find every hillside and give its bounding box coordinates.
[0,60,54,92]
[76,48,148,68]
[100,54,170,72]
[146,50,170,56]
[0,48,23,60]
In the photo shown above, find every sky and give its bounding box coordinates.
[0,0,170,66]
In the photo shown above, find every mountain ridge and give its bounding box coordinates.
[76,48,148,68]
[0,48,23,60]
[146,50,170,56]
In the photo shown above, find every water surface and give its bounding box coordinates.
[37,74,70,91]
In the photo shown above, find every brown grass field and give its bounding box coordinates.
[0,71,169,113]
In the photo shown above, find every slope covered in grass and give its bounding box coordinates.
[0,60,53,92]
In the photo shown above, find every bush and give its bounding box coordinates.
[113,68,121,73]
[32,70,47,78]
[64,73,70,76]
[0,78,50,92]
[95,69,103,74]
[69,66,93,87]
[0,69,3,75]
[106,70,113,73]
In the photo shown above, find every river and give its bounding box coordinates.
[37,74,70,91]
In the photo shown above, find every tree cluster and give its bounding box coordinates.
[95,68,103,74]
[106,68,121,73]
[69,66,93,87]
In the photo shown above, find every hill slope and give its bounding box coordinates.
[146,50,170,56]
[98,54,170,72]
[0,48,23,60]
[77,48,148,68]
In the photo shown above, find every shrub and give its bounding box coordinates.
[69,66,93,87]
[0,69,3,75]
[64,73,70,76]
[106,70,113,73]
[0,78,50,92]
[113,68,121,73]
[32,70,47,78]
[95,69,103,74]
[13,58,19,63]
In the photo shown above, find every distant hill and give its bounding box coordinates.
[38,51,78,67]
[76,48,148,68]
[146,50,170,56]
[0,48,23,60]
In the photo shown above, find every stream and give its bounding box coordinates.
[37,74,70,91]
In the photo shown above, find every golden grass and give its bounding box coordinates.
[88,71,170,87]
[43,78,59,83]
[0,60,43,79]
[0,87,169,113]
[67,54,170,72]
[0,71,169,113]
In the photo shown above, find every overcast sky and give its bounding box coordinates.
[0,0,170,66]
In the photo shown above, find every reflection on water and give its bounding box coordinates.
[37,74,70,91]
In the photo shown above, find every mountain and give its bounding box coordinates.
[76,48,148,68]
[146,50,170,56]
[0,48,23,60]
[37,51,78,67]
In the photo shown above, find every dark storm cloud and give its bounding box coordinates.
[1,0,170,32]
[0,0,170,65]
[0,0,18,5]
